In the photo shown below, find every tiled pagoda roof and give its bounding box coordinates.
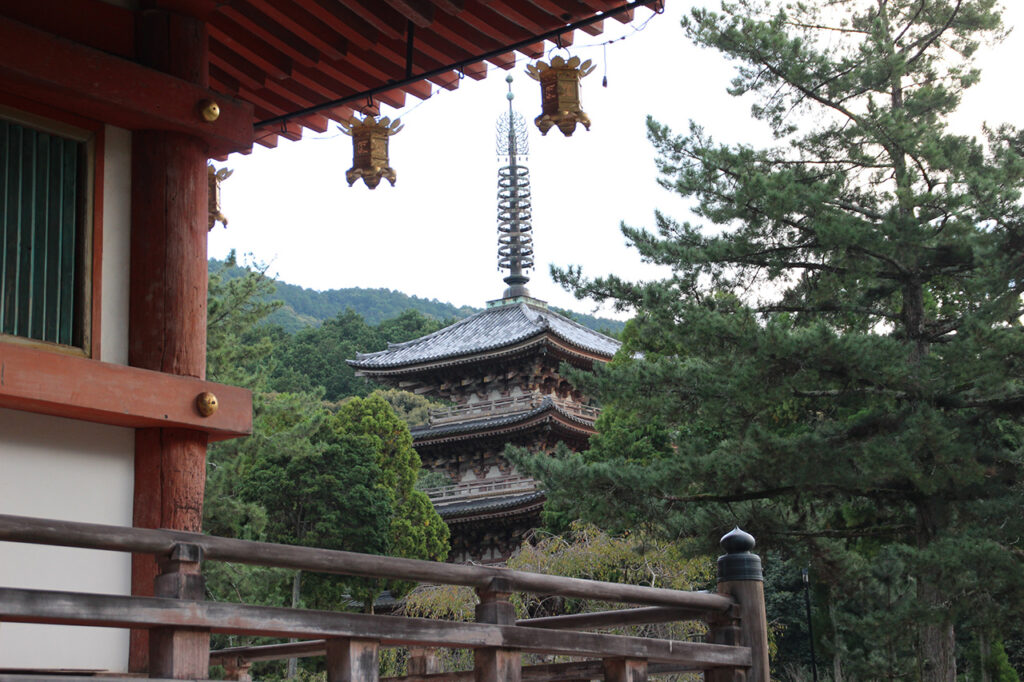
[348,302,620,372]
[410,395,596,443]
[435,490,546,523]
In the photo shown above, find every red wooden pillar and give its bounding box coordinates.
[128,8,211,673]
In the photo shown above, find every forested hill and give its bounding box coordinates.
[209,258,626,336]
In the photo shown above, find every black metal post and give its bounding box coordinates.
[802,568,819,682]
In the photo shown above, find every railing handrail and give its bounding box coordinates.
[0,513,734,612]
[427,395,536,424]
[425,395,600,426]
[0,586,750,668]
[424,475,538,501]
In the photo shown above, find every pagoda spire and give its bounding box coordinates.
[496,75,534,299]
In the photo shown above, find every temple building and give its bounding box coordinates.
[0,2,658,672]
[349,84,620,563]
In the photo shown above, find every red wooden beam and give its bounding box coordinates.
[244,0,350,61]
[0,343,252,441]
[246,85,331,133]
[296,0,381,50]
[209,42,267,91]
[147,0,220,20]
[454,6,548,59]
[0,0,135,58]
[217,4,321,68]
[336,0,405,40]
[208,23,292,82]
[383,0,434,27]
[0,16,253,156]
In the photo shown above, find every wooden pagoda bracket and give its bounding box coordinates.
[0,344,252,440]
[0,15,253,155]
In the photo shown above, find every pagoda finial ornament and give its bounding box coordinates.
[496,75,534,299]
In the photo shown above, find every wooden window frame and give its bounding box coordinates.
[0,95,104,359]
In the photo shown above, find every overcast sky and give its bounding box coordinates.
[210,1,1024,319]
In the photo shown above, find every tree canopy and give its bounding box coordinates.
[515,0,1024,678]
[323,394,450,607]
[203,259,451,676]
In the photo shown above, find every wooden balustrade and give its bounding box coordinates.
[424,475,538,502]
[426,395,600,426]
[0,514,769,681]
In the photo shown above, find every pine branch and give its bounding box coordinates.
[768,525,913,539]
[791,388,908,399]
[824,199,887,221]
[847,245,910,276]
[662,483,910,504]
[785,20,871,35]
[758,304,900,320]
[960,394,1024,411]
[758,54,865,128]
[893,0,928,46]
[901,0,964,69]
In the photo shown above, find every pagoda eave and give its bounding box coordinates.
[437,491,547,525]
[353,333,611,383]
[412,409,596,448]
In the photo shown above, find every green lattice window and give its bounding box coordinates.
[0,118,87,349]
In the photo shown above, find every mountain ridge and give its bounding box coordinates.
[209,258,626,336]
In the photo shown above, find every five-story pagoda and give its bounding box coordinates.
[348,79,619,563]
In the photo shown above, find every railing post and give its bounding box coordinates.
[603,657,647,682]
[326,638,380,682]
[223,656,253,681]
[474,577,521,682]
[708,528,770,682]
[149,542,210,679]
[408,647,441,676]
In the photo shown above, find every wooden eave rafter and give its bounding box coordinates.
[0,0,659,154]
[236,0,661,143]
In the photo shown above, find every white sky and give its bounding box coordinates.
[210,1,1024,319]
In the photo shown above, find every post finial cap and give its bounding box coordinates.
[717,527,762,583]
[720,526,756,554]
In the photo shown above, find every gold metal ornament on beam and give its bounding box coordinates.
[339,115,404,189]
[207,164,233,231]
[525,55,596,136]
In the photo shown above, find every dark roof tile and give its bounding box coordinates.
[348,302,619,370]
[436,491,547,519]
[410,396,594,439]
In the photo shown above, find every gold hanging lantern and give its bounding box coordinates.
[207,164,233,231]
[525,55,596,136]
[338,115,403,189]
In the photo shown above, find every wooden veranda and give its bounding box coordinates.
[0,514,769,681]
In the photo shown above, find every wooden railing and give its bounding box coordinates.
[426,395,600,426]
[0,514,770,682]
[424,475,539,503]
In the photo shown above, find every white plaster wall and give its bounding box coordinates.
[100,125,132,365]
[0,125,134,672]
[0,411,134,670]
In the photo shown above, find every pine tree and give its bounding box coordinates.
[520,1,1024,677]
[325,394,450,610]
